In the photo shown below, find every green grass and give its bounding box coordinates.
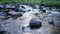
[0,0,60,6]
[0,0,21,4]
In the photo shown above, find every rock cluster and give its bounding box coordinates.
[0,3,60,34]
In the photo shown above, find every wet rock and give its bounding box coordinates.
[22,27,25,31]
[0,5,4,9]
[21,5,25,9]
[35,13,39,15]
[4,3,10,9]
[8,10,23,17]
[36,10,60,34]
[4,3,16,10]
[0,12,7,16]
[48,21,55,25]
[18,8,26,13]
[0,3,60,34]
[42,6,51,10]
[28,18,42,29]
[0,9,10,13]
[51,7,58,11]
[10,5,16,10]
[0,31,10,34]
[42,10,60,31]
[40,10,46,13]
[0,12,7,19]
[18,5,33,13]
[18,6,25,12]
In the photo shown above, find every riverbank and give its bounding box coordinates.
[0,0,60,7]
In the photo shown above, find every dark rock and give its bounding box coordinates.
[18,5,33,13]
[28,18,42,29]
[4,3,16,10]
[21,5,25,9]
[18,5,26,13]
[0,31,10,34]
[4,3,10,9]
[18,9,26,13]
[48,21,54,25]
[35,13,39,15]
[0,11,11,20]
[1,9,10,13]
[22,27,25,31]
[2,17,10,20]
[28,9,31,11]
[13,17,17,20]
[0,12,6,16]
[11,13,22,17]
[59,10,60,12]
[8,10,23,17]
[10,5,16,10]
[40,10,46,13]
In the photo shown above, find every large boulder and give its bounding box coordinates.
[28,18,42,29]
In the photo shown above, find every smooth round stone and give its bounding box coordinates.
[0,12,7,19]
[29,18,42,29]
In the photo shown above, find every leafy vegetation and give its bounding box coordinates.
[0,0,60,6]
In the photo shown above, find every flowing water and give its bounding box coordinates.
[0,4,60,34]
